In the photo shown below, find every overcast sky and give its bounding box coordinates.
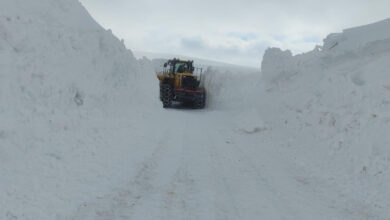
[79,0,389,67]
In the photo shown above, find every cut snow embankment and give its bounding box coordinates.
[0,0,158,219]
[258,18,390,218]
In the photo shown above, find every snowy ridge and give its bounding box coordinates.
[258,18,390,219]
[0,0,157,219]
[262,18,390,84]
[0,0,157,117]
[324,18,390,53]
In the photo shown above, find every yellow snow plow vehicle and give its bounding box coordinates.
[157,58,206,108]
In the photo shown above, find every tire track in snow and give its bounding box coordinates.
[69,111,301,219]
[208,127,301,219]
[69,130,174,220]
[206,131,243,220]
[159,162,197,219]
[159,134,193,219]
[228,139,300,219]
[159,112,214,220]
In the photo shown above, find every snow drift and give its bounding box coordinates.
[0,0,158,219]
[258,18,390,219]
[262,18,390,85]
[0,0,157,117]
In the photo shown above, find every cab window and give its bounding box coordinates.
[175,63,188,73]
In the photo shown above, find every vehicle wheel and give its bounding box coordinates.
[182,101,193,107]
[194,92,206,109]
[161,84,173,108]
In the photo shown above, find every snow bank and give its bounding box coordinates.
[0,0,158,219]
[323,18,390,53]
[203,66,261,110]
[261,48,296,83]
[0,0,157,118]
[262,18,390,84]
[258,18,390,218]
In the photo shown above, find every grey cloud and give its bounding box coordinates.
[181,37,206,50]
[80,0,390,66]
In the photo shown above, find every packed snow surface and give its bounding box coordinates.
[1,0,390,219]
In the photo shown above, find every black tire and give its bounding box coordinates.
[193,90,206,109]
[161,84,173,108]
[182,101,193,107]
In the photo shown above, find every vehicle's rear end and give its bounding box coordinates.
[174,74,206,108]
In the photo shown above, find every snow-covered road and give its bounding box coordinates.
[67,109,344,220]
